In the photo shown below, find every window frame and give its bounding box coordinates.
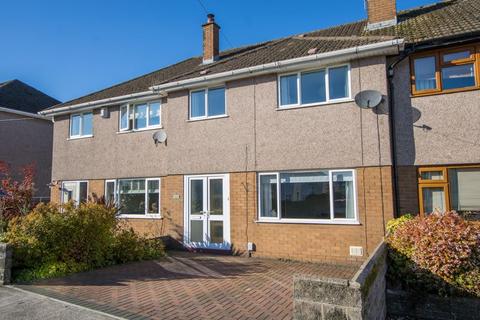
[61,180,89,205]
[277,64,352,109]
[410,44,480,96]
[104,179,117,204]
[189,86,227,121]
[69,112,93,139]
[417,165,480,216]
[257,169,358,224]
[118,101,162,132]
[113,177,161,219]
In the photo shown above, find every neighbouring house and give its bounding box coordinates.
[0,80,60,202]
[40,0,480,263]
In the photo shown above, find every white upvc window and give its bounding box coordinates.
[189,86,226,120]
[119,101,161,131]
[111,177,161,218]
[258,169,358,224]
[69,112,93,138]
[278,64,351,108]
[61,181,88,205]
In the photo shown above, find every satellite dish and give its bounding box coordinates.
[354,90,383,109]
[152,130,167,146]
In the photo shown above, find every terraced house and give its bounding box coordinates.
[40,0,480,263]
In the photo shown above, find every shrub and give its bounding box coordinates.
[3,202,165,282]
[386,212,480,297]
[386,213,414,234]
[0,161,36,225]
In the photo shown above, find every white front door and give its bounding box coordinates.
[184,174,230,250]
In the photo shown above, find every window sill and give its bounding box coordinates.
[187,115,229,122]
[277,98,354,110]
[67,135,94,140]
[411,86,479,98]
[118,214,162,219]
[116,126,163,134]
[255,219,360,225]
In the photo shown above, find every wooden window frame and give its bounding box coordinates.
[410,43,480,97]
[417,164,480,216]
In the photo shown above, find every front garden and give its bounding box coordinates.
[0,162,165,282]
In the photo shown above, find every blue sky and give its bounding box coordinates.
[1,0,433,102]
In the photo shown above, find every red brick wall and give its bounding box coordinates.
[396,166,419,215]
[51,167,394,263]
[367,0,396,24]
[230,167,394,263]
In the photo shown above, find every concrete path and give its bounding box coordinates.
[0,286,118,320]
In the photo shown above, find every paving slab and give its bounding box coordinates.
[17,251,358,320]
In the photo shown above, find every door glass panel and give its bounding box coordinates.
[209,179,223,215]
[62,182,77,204]
[421,170,444,181]
[422,187,445,214]
[190,180,204,215]
[190,220,203,242]
[209,221,223,243]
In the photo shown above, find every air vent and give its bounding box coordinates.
[349,246,364,257]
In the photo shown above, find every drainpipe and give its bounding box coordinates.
[387,51,409,218]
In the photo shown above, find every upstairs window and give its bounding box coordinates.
[70,112,93,138]
[411,45,479,95]
[189,87,226,120]
[278,65,350,108]
[120,101,161,131]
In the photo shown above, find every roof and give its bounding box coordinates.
[0,80,60,114]
[47,0,480,112]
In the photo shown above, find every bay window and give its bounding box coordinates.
[258,170,357,223]
[70,112,93,138]
[278,64,350,108]
[119,101,161,131]
[411,45,479,95]
[189,86,226,119]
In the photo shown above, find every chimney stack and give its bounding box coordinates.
[366,0,397,30]
[202,13,220,64]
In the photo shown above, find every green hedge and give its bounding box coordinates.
[1,202,164,282]
[386,212,480,297]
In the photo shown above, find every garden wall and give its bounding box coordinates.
[293,242,387,319]
[387,289,480,320]
[0,243,12,285]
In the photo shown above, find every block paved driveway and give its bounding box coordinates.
[17,251,358,320]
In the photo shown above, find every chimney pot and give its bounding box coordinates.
[202,13,220,64]
[366,0,397,30]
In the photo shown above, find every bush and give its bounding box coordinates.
[386,212,480,297]
[3,202,165,282]
[386,213,414,234]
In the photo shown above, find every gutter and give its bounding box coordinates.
[39,91,161,116]
[0,106,51,121]
[40,39,404,116]
[151,39,405,93]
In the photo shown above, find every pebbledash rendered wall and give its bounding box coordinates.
[49,55,394,263]
[51,166,393,263]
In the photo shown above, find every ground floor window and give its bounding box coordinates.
[418,166,480,215]
[105,178,160,217]
[61,181,88,205]
[258,169,357,223]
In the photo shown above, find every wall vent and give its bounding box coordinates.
[349,246,364,257]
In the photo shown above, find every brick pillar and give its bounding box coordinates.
[0,243,12,285]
